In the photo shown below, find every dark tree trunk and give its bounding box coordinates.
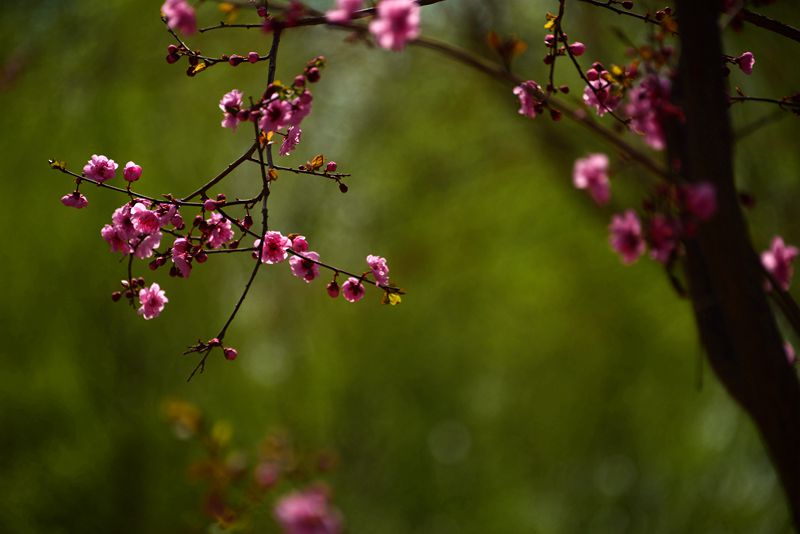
[674,0,800,527]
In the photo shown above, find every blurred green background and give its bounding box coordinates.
[2,0,800,532]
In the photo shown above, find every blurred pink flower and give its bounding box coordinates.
[162,0,197,35]
[367,254,390,285]
[342,277,365,302]
[326,0,363,23]
[369,0,420,51]
[609,210,646,264]
[762,236,799,291]
[274,488,341,534]
[572,153,611,205]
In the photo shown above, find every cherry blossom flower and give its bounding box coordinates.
[341,277,365,302]
[326,280,340,298]
[326,0,363,23]
[123,161,142,182]
[133,231,162,259]
[513,81,542,119]
[367,254,390,285]
[171,237,192,278]
[369,0,421,51]
[572,153,611,205]
[609,210,646,264]
[260,99,293,133]
[101,224,133,255]
[274,488,341,534]
[131,203,161,235]
[583,77,620,117]
[682,182,717,221]
[257,231,292,264]
[736,51,755,75]
[649,215,679,264]
[138,282,168,320]
[205,212,234,249]
[220,89,243,130]
[762,236,799,291]
[61,192,88,209]
[162,0,197,35]
[292,235,309,252]
[83,155,118,182]
[290,251,321,283]
[288,91,313,127]
[568,42,586,56]
[280,127,302,156]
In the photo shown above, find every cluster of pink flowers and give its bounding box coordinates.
[274,487,342,534]
[762,236,798,291]
[513,80,543,119]
[61,155,145,210]
[607,182,718,265]
[368,0,421,51]
[253,232,391,301]
[572,153,611,205]
[161,0,197,35]
[583,65,620,117]
[218,58,322,159]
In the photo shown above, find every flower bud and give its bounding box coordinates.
[326,280,340,298]
[326,161,338,172]
[224,347,238,360]
[305,67,321,83]
[248,52,260,63]
[123,161,142,182]
[203,199,218,211]
[195,250,208,263]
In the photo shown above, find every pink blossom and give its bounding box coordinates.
[206,212,234,249]
[131,203,161,235]
[369,0,421,51]
[572,153,611,205]
[61,192,88,209]
[223,347,238,360]
[290,251,321,283]
[762,236,799,291]
[161,0,197,35]
[367,254,390,285]
[513,81,542,119]
[133,231,162,259]
[626,75,671,150]
[736,51,755,75]
[219,89,243,130]
[280,127,302,156]
[787,341,796,366]
[288,91,313,127]
[123,162,142,182]
[292,235,309,252]
[326,0,363,23]
[682,182,717,221]
[609,210,646,264]
[111,204,136,240]
[172,237,192,278]
[101,224,132,255]
[138,283,168,320]
[257,231,292,264]
[274,488,341,534]
[260,99,293,133]
[583,78,620,117]
[341,277,365,302]
[648,215,679,264]
[83,155,118,182]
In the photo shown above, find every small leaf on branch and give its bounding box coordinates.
[268,168,279,182]
[383,292,402,306]
[259,130,274,146]
[310,154,325,171]
[50,159,66,171]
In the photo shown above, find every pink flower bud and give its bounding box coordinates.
[326,280,340,298]
[326,161,338,172]
[248,51,259,63]
[203,199,218,211]
[123,161,142,182]
[224,347,238,360]
[61,192,89,209]
[736,51,755,75]
[569,42,586,56]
